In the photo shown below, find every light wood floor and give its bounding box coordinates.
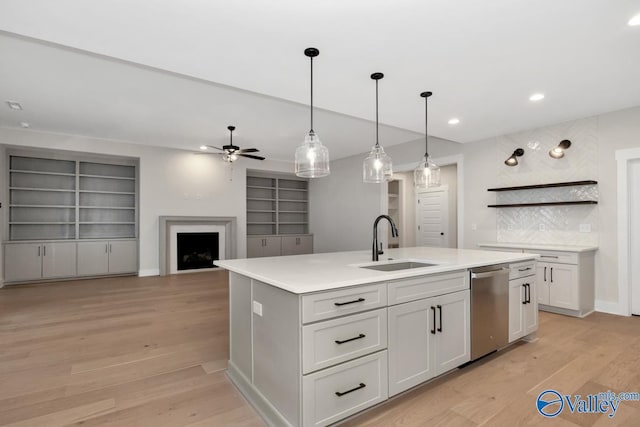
[1,273,638,426]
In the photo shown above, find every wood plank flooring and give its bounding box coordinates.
[1,273,639,426]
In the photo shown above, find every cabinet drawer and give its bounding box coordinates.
[302,308,387,374]
[302,283,387,324]
[509,261,536,280]
[388,270,468,305]
[528,250,577,265]
[302,350,388,427]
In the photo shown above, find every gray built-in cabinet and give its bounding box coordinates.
[3,151,139,284]
[246,173,313,258]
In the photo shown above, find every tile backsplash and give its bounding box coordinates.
[493,117,599,246]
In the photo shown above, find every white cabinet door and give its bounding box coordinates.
[433,290,470,375]
[387,298,435,396]
[247,236,281,258]
[509,278,526,343]
[42,242,77,279]
[77,241,109,276]
[536,263,550,305]
[549,263,578,310]
[524,279,538,336]
[108,240,137,273]
[3,243,42,282]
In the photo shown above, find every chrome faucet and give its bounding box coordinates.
[372,215,399,261]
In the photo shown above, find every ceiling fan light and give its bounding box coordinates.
[295,131,330,178]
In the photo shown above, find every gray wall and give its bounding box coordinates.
[0,128,291,278]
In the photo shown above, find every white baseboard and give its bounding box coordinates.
[595,299,628,316]
[138,269,160,277]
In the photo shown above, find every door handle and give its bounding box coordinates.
[550,268,553,283]
[526,284,531,303]
[440,232,444,236]
[544,266,547,282]
[105,244,108,253]
[437,305,443,332]
[335,383,366,397]
[37,246,41,257]
[43,245,46,256]
[430,306,436,334]
[522,284,527,304]
[109,243,112,253]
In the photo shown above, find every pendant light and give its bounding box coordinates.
[363,73,393,183]
[414,91,440,188]
[295,48,330,178]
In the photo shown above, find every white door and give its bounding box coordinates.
[108,241,138,273]
[631,159,640,315]
[42,242,77,279]
[416,188,449,247]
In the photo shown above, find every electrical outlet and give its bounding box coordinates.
[253,301,263,316]
[539,224,546,231]
[579,223,591,233]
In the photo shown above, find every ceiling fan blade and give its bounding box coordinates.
[239,153,266,161]
[205,145,225,151]
[238,148,259,153]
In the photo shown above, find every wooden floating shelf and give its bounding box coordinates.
[488,201,598,208]
[487,180,597,192]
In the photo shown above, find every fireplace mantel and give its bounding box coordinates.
[159,216,236,276]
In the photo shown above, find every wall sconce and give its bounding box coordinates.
[505,148,524,166]
[549,139,571,159]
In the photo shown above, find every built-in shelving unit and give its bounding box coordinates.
[487,180,598,208]
[246,174,309,235]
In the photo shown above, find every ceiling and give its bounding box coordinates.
[1,0,640,160]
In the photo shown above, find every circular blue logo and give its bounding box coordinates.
[537,390,564,417]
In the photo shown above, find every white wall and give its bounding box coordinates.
[309,136,462,253]
[0,128,291,278]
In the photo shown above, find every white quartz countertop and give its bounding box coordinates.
[215,246,537,294]
[477,242,598,253]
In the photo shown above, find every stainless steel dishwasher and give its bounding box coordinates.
[470,264,510,360]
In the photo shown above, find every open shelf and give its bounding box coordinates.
[487,180,598,192]
[488,201,598,208]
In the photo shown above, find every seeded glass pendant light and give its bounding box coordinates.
[414,91,440,188]
[363,73,393,183]
[295,48,330,178]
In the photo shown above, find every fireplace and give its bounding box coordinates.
[177,232,219,271]
[159,216,236,276]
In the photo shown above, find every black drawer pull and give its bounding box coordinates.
[518,267,532,272]
[430,306,436,334]
[522,284,527,304]
[437,305,443,332]
[335,333,366,345]
[334,297,365,306]
[335,382,366,397]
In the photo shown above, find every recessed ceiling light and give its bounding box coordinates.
[448,118,460,125]
[6,101,23,110]
[529,93,545,102]
[199,145,208,150]
[629,13,640,26]
[20,122,30,128]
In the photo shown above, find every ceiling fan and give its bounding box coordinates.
[201,126,265,162]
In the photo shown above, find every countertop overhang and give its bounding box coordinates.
[215,247,538,294]
[477,242,598,252]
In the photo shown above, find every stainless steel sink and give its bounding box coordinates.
[360,261,438,271]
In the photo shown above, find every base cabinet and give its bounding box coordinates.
[509,277,538,342]
[247,235,313,258]
[77,240,137,276]
[388,290,470,396]
[537,262,578,310]
[4,242,77,282]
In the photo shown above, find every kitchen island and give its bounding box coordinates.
[216,247,538,427]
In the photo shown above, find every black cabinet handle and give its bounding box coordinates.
[518,267,531,272]
[334,297,365,307]
[335,333,366,345]
[335,382,366,397]
[544,266,547,282]
[550,268,553,283]
[525,284,531,303]
[437,305,443,332]
[522,284,527,304]
[430,306,436,334]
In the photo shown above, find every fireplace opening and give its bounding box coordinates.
[177,232,219,271]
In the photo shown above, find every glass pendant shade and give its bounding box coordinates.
[414,155,441,188]
[295,130,330,178]
[363,144,393,183]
